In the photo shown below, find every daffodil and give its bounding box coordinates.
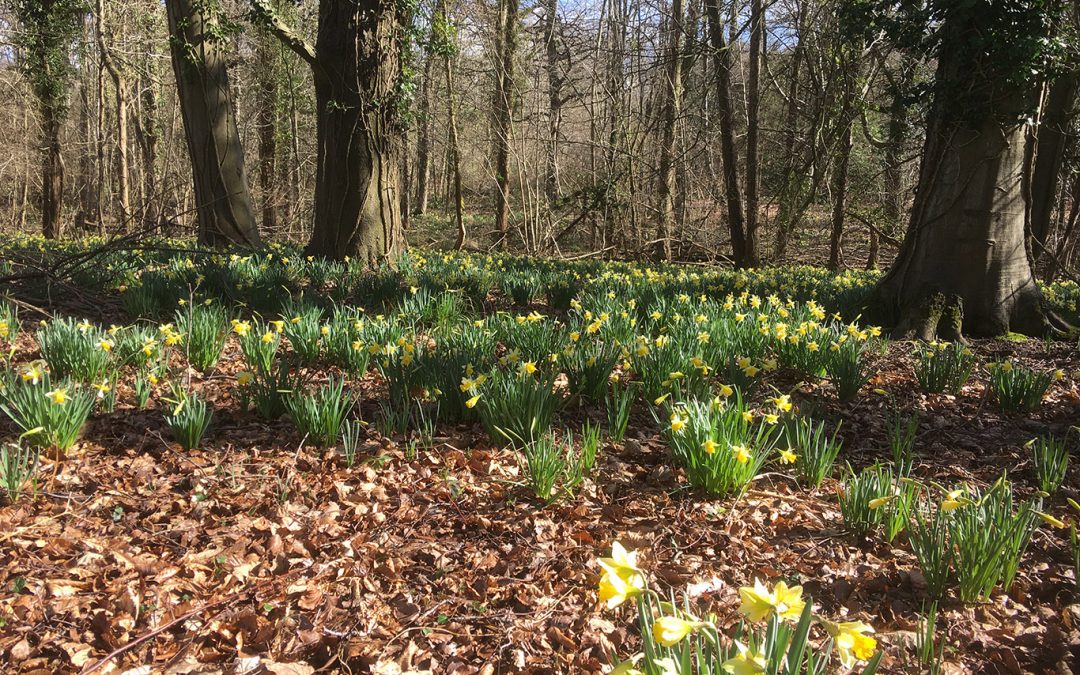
[703,439,718,454]
[737,579,803,622]
[1036,511,1066,529]
[597,542,645,608]
[941,488,966,512]
[465,394,481,409]
[868,495,896,510]
[237,371,254,386]
[669,411,687,433]
[778,448,796,464]
[770,395,792,412]
[822,619,877,668]
[46,388,68,405]
[651,616,703,647]
[21,365,43,385]
[721,641,766,675]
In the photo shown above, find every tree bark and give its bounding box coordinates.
[492,0,519,249]
[444,24,466,250]
[541,0,564,211]
[656,0,685,261]
[871,55,916,270]
[743,0,763,266]
[96,0,130,229]
[828,122,852,270]
[251,0,407,262]
[1030,71,1078,261]
[254,35,279,234]
[41,105,65,239]
[166,0,261,248]
[704,0,747,266]
[871,11,1053,338]
[414,41,434,216]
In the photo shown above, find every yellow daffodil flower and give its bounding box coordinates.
[669,412,687,433]
[822,620,877,668]
[737,579,804,622]
[722,641,766,675]
[651,616,703,647]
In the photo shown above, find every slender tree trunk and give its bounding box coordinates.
[113,83,131,229]
[1030,71,1078,261]
[871,55,916,270]
[414,42,434,216]
[743,0,763,265]
[97,0,130,228]
[492,0,519,249]
[166,0,261,247]
[774,0,806,259]
[41,105,65,239]
[444,24,466,250]
[254,36,279,234]
[704,0,747,266]
[828,122,852,270]
[656,0,685,261]
[135,73,160,227]
[1048,172,1080,279]
[541,0,563,211]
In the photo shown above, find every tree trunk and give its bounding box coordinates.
[414,41,434,216]
[444,26,466,250]
[492,0,519,249]
[166,0,261,248]
[96,0,130,228]
[1030,71,1078,261]
[774,0,806,260]
[828,122,852,270]
[541,0,563,211]
[41,105,65,239]
[871,10,1054,338]
[254,35,279,235]
[656,0,685,261]
[300,0,406,263]
[743,0,763,266]
[704,0,747,266]
[135,71,161,227]
[871,56,916,270]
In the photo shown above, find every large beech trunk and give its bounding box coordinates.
[166,0,261,248]
[870,3,1065,339]
[873,104,1048,338]
[303,0,404,263]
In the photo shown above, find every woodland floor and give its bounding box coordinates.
[1,315,1079,674]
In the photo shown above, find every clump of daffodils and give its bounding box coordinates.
[597,542,880,673]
